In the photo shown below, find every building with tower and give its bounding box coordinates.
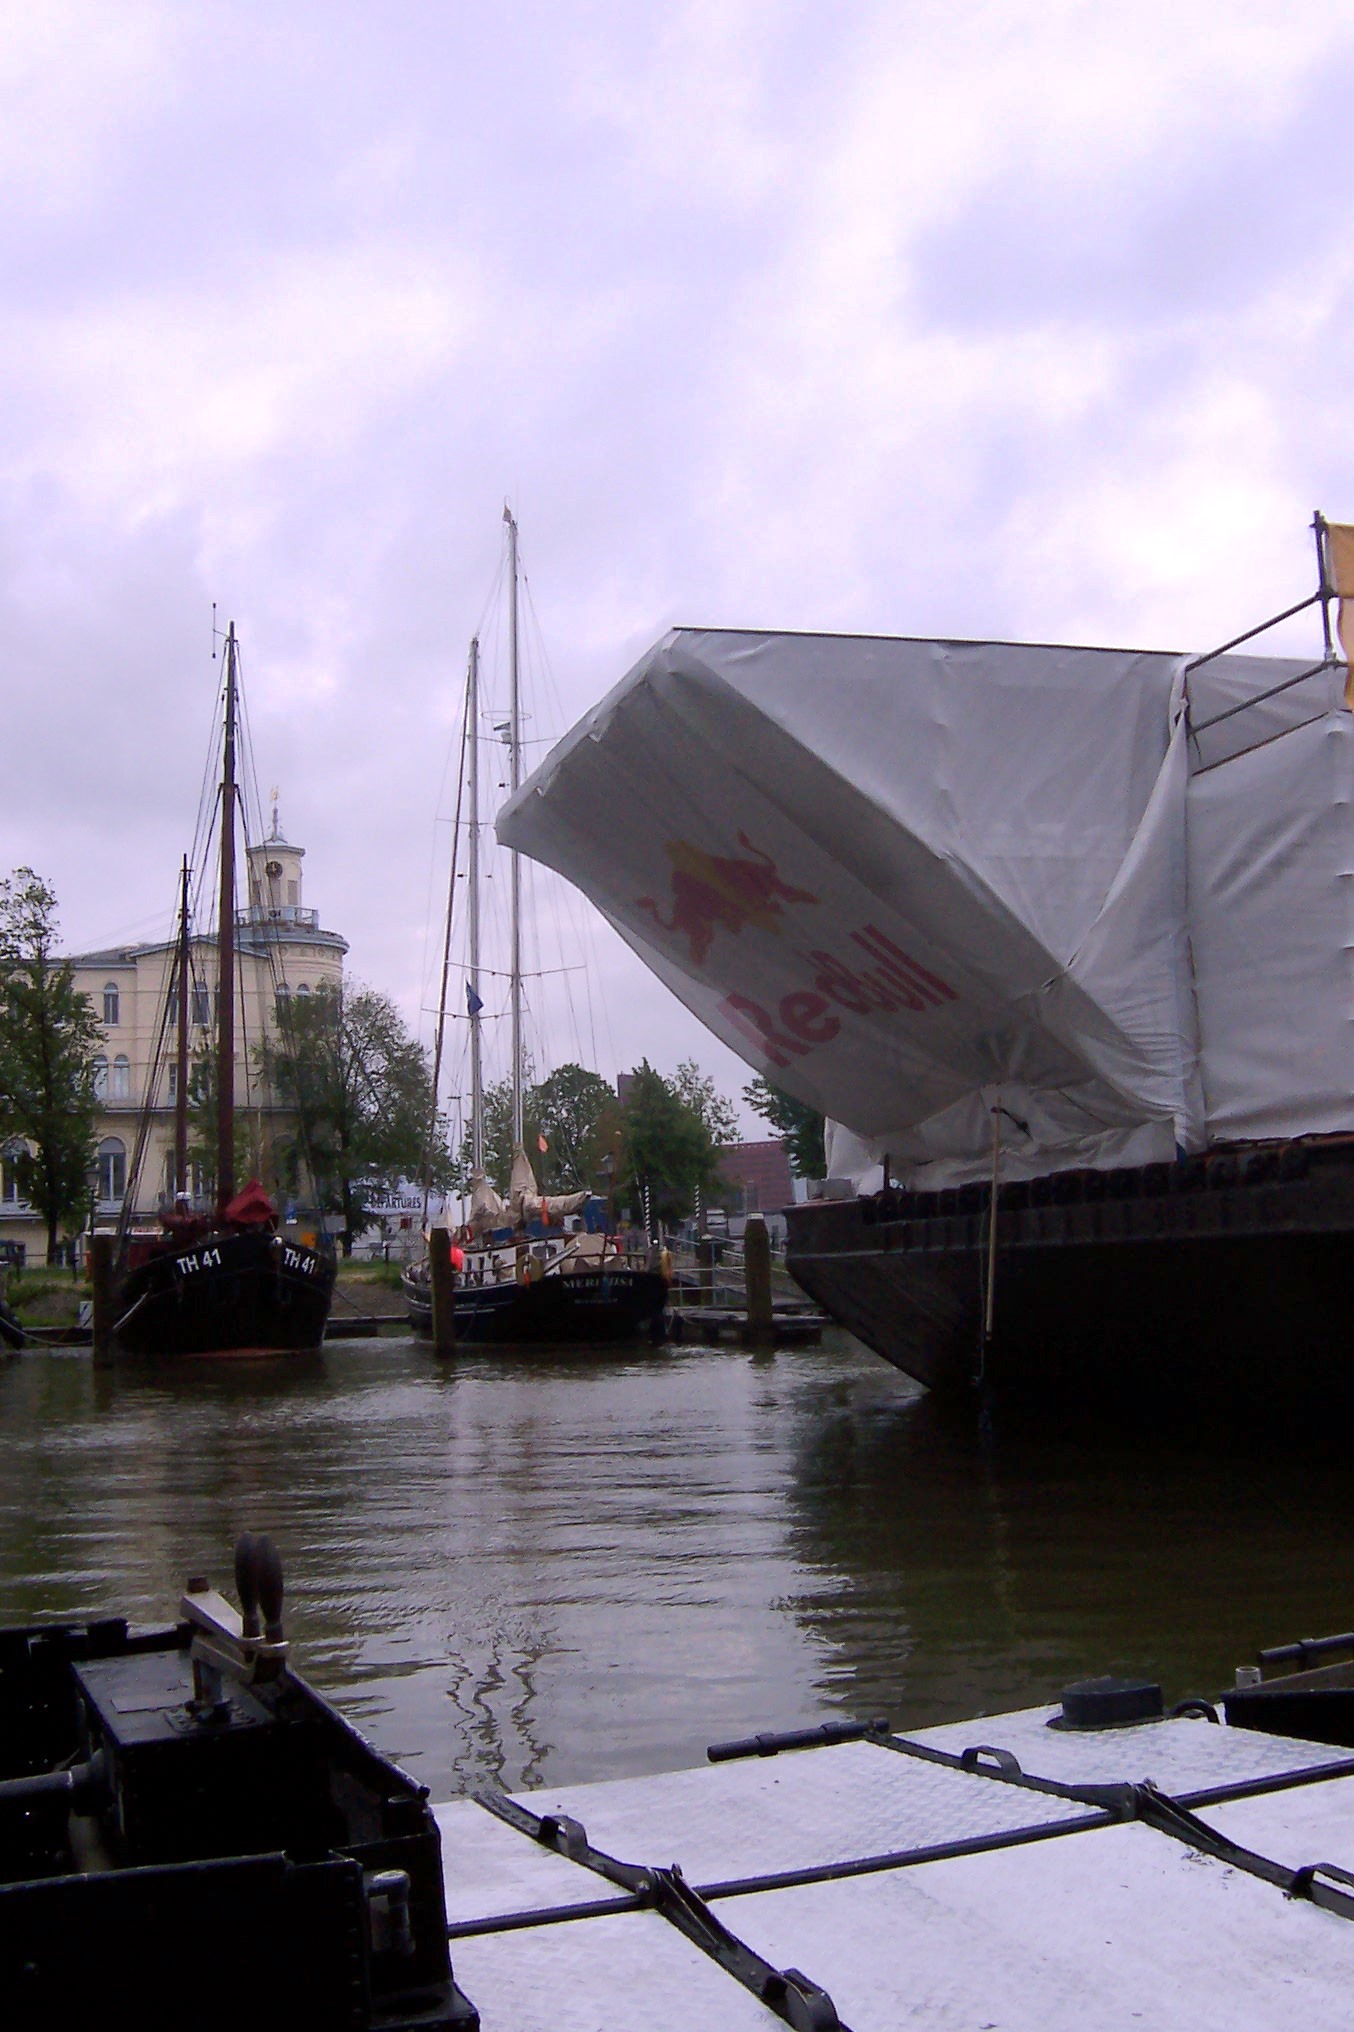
[0,813,347,1266]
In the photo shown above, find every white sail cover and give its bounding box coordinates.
[498,630,1354,1188]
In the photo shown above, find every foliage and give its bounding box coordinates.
[619,1059,726,1225]
[743,1075,826,1180]
[450,1059,616,1197]
[0,870,102,1260]
[260,981,448,1255]
[533,1062,617,1191]
[671,1059,739,1147]
[183,1044,264,1201]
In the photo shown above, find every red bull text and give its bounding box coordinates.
[635,833,957,1072]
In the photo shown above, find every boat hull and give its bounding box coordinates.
[786,1142,1354,1424]
[113,1227,335,1359]
[405,1268,668,1347]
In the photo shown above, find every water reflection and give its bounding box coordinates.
[0,1336,1348,1801]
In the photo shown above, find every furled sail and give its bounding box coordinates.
[467,1169,507,1234]
[498,628,1354,1189]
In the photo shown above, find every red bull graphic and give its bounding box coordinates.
[721,924,959,1070]
[638,833,819,966]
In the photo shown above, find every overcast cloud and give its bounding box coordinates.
[3,1,1352,1130]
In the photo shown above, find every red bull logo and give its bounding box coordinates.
[638,833,819,966]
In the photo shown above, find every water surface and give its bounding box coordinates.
[0,1335,1347,1798]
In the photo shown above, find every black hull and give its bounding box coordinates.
[786,1142,1354,1425]
[405,1268,668,1347]
[114,1228,335,1359]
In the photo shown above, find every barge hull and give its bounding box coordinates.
[786,1143,1354,1419]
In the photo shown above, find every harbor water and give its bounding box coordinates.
[0,1332,1349,1802]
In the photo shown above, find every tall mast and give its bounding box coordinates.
[468,635,483,1174]
[504,506,523,1151]
[174,855,190,1199]
[215,624,238,1217]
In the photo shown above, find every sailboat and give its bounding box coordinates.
[109,625,337,1359]
[402,511,668,1347]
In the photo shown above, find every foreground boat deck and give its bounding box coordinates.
[434,1706,1354,2029]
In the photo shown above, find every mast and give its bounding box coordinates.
[468,635,483,1175]
[215,624,238,1218]
[505,506,523,1151]
[174,855,190,1199]
[426,643,475,1224]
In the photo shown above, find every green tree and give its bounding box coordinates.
[261,981,447,1255]
[449,1061,538,1197]
[672,1059,739,1147]
[533,1063,617,1191]
[620,1060,725,1226]
[0,869,103,1261]
[450,1060,616,1198]
[743,1076,826,1180]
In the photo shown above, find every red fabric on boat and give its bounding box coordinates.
[222,1180,278,1228]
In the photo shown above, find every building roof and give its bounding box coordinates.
[716,1139,796,1212]
[66,925,348,967]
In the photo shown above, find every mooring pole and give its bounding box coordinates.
[743,1215,774,1347]
[428,1226,457,1359]
[979,1107,1001,1383]
[90,1231,116,1368]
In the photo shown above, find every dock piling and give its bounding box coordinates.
[428,1227,457,1357]
[89,1232,115,1367]
[742,1217,774,1347]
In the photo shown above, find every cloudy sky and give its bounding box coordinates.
[3,1,1351,1130]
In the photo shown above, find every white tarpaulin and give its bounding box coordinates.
[498,629,1352,1187]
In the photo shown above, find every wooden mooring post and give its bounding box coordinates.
[428,1227,457,1358]
[89,1231,116,1367]
[742,1217,774,1347]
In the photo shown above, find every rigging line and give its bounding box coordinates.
[117,866,189,1239]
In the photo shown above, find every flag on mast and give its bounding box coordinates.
[466,982,484,1016]
[1322,520,1354,702]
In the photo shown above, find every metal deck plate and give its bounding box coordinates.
[1201,1766,1354,1861]
[719,1817,1354,2031]
[504,1736,1091,1892]
[910,1704,1354,1798]
[449,1908,785,2031]
[435,1799,605,1924]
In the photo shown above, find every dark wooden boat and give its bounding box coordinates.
[402,1255,668,1345]
[408,516,668,1354]
[114,1215,335,1358]
[109,627,336,1361]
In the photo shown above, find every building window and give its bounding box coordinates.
[111,1055,131,1101]
[103,982,120,1026]
[1,1141,31,1205]
[98,1138,126,1202]
[167,1061,178,1101]
[192,983,211,1027]
[297,982,310,999]
[92,1056,108,1100]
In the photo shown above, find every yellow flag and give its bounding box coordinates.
[1326,522,1354,597]
[1325,523,1354,705]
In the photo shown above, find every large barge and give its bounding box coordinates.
[498,523,1354,1416]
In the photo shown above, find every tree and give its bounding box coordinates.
[261,981,447,1255]
[533,1063,617,1191]
[672,1059,739,1147]
[449,1060,616,1197]
[0,870,103,1261]
[744,1075,826,1180]
[620,1060,725,1226]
